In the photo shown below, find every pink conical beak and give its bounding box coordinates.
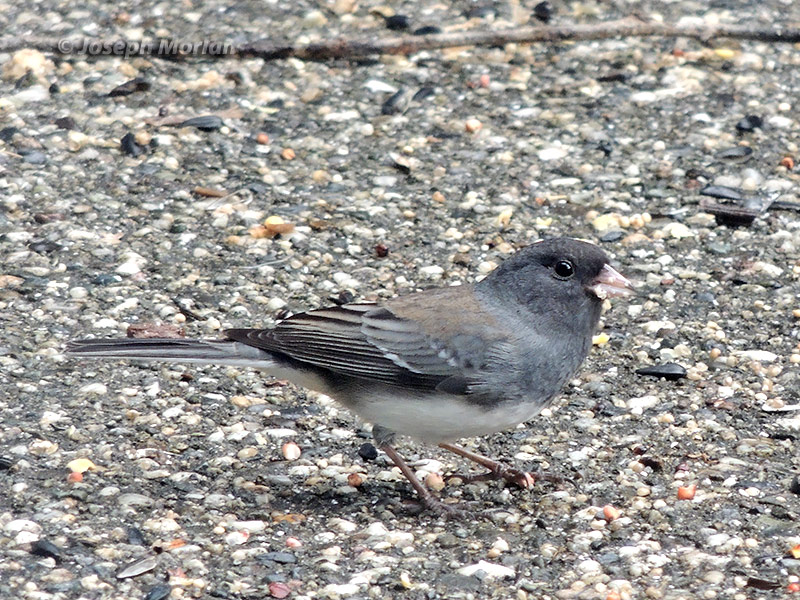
[589,264,635,299]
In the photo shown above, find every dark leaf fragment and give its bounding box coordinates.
[178,115,223,131]
[635,363,687,381]
[120,132,144,157]
[30,539,63,562]
[108,78,150,97]
[745,577,780,591]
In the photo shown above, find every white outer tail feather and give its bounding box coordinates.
[65,338,273,369]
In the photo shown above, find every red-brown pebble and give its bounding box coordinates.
[193,186,227,198]
[269,582,291,598]
[602,504,620,521]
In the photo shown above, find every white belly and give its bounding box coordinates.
[257,366,546,444]
[352,392,544,443]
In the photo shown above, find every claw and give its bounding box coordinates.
[514,470,536,489]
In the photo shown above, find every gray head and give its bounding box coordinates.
[477,237,632,331]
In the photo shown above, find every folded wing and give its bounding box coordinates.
[225,303,479,392]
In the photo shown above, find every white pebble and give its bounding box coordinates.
[4,519,41,535]
[628,395,659,413]
[267,297,286,311]
[537,146,568,161]
[225,530,250,545]
[29,440,58,455]
[703,570,725,584]
[768,115,793,129]
[751,261,783,277]
[303,9,327,27]
[5,231,33,244]
[329,518,357,533]
[662,222,693,239]
[457,560,516,579]
[735,350,777,363]
[93,318,119,329]
[419,265,444,278]
[363,80,397,94]
[332,272,352,285]
[79,383,107,396]
[577,559,602,574]
[642,320,676,334]
[116,259,141,275]
[13,86,49,103]
[706,533,730,546]
[364,522,389,537]
[265,428,297,438]
[322,584,360,596]
[478,261,497,274]
[624,164,640,177]
[631,91,658,103]
[228,520,265,533]
[491,538,510,552]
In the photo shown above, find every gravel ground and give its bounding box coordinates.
[1,1,800,598]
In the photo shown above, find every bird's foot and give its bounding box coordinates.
[448,465,536,489]
[438,442,553,489]
[415,497,472,519]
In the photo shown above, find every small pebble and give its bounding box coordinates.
[533,1,553,22]
[465,118,482,133]
[425,472,445,491]
[457,560,515,580]
[735,115,763,132]
[67,458,96,473]
[384,15,410,30]
[282,442,301,461]
[358,443,378,460]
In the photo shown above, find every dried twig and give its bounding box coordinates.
[1,18,799,62]
[239,18,800,60]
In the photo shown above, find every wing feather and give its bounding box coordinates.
[224,303,474,391]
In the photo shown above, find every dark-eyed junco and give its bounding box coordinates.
[67,237,632,515]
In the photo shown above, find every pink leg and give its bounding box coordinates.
[379,443,469,517]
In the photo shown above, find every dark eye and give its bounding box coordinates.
[553,260,575,279]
